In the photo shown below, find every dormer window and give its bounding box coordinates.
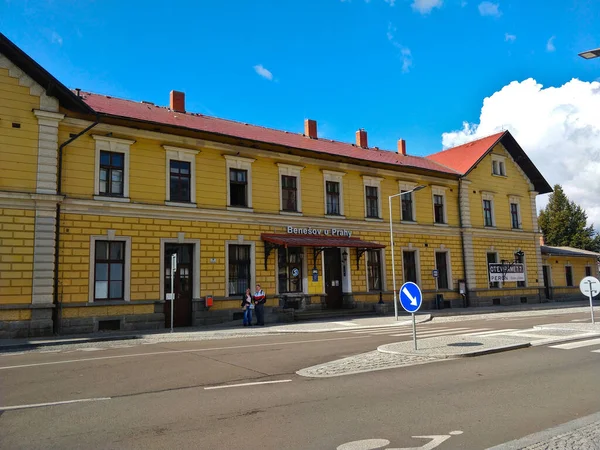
[492,155,506,176]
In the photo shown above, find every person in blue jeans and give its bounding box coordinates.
[241,288,253,326]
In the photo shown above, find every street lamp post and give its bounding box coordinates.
[389,185,426,320]
[578,47,600,59]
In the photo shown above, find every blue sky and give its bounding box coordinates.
[2,0,600,156]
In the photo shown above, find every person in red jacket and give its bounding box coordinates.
[253,284,266,326]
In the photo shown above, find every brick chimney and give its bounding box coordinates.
[304,119,317,139]
[397,139,407,156]
[170,90,185,113]
[356,129,368,148]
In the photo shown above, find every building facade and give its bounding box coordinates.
[3,33,593,338]
[541,245,600,301]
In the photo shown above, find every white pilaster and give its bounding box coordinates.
[33,110,65,195]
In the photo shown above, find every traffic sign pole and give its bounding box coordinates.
[588,280,595,324]
[399,282,423,351]
[412,313,417,350]
[579,276,599,324]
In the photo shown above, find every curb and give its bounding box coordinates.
[0,335,141,352]
[376,342,531,359]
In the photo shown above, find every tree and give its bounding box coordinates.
[538,185,600,252]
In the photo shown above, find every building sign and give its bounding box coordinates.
[286,226,352,237]
[488,263,525,282]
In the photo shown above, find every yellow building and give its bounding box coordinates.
[4,32,586,338]
[541,245,600,301]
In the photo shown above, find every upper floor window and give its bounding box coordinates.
[93,135,134,202]
[363,176,382,220]
[278,247,303,293]
[164,145,198,206]
[278,164,303,214]
[483,200,493,226]
[492,155,506,176]
[230,169,248,207]
[323,170,345,217]
[326,181,340,215]
[225,155,255,210]
[170,161,191,203]
[509,197,521,229]
[365,186,379,218]
[367,249,383,291]
[99,151,124,197]
[434,194,445,224]
[399,182,418,222]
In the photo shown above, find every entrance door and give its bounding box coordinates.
[324,248,343,309]
[542,265,552,300]
[164,244,194,327]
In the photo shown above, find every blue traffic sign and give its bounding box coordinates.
[399,282,423,313]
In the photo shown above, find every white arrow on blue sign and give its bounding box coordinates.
[399,281,423,313]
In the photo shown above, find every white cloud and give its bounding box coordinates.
[51,31,63,46]
[253,64,273,81]
[441,78,600,229]
[387,23,413,73]
[547,36,556,52]
[505,33,516,42]
[411,0,443,14]
[478,1,501,17]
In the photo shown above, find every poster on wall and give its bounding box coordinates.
[488,263,526,282]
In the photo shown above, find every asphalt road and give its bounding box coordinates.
[1,311,599,449]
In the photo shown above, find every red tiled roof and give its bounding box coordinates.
[425,132,505,175]
[261,234,386,249]
[80,92,459,175]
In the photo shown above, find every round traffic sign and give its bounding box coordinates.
[399,281,423,313]
[580,276,600,297]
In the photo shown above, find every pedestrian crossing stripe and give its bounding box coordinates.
[549,337,600,350]
[388,328,490,338]
[351,326,459,335]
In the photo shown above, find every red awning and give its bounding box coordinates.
[261,233,386,249]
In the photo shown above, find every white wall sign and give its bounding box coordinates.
[488,263,525,282]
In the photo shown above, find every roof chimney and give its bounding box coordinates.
[356,129,368,148]
[397,139,407,156]
[170,90,185,113]
[304,119,318,139]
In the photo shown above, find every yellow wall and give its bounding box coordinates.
[0,67,40,193]
[466,144,534,231]
[542,254,598,287]
[0,208,35,305]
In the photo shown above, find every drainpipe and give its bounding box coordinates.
[52,116,100,334]
[458,178,470,307]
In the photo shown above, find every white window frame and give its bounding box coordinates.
[163,145,199,207]
[225,239,256,297]
[363,176,383,220]
[399,181,418,223]
[275,246,308,295]
[481,192,496,228]
[432,186,448,225]
[93,135,135,202]
[434,248,453,290]
[159,238,201,300]
[278,163,304,215]
[365,248,386,292]
[225,155,255,211]
[486,250,501,289]
[88,233,131,303]
[509,195,522,230]
[401,246,421,286]
[323,170,346,217]
[491,154,507,176]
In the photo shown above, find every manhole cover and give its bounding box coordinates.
[447,342,483,347]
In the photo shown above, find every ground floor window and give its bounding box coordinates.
[565,266,573,287]
[487,252,499,288]
[515,251,526,287]
[367,250,383,291]
[403,250,418,284]
[228,244,251,295]
[435,251,449,290]
[94,240,125,300]
[278,247,303,293]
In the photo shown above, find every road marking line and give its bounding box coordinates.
[0,335,370,371]
[0,397,111,411]
[550,338,600,349]
[336,325,411,333]
[352,327,458,335]
[386,328,477,337]
[204,379,292,390]
[388,328,490,338]
[462,328,518,336]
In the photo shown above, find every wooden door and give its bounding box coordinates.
[164,244,193,327]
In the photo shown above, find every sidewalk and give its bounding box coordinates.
[0,300,594,351]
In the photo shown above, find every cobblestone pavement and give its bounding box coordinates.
[296,350,441,377]
[488,412,600,450]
